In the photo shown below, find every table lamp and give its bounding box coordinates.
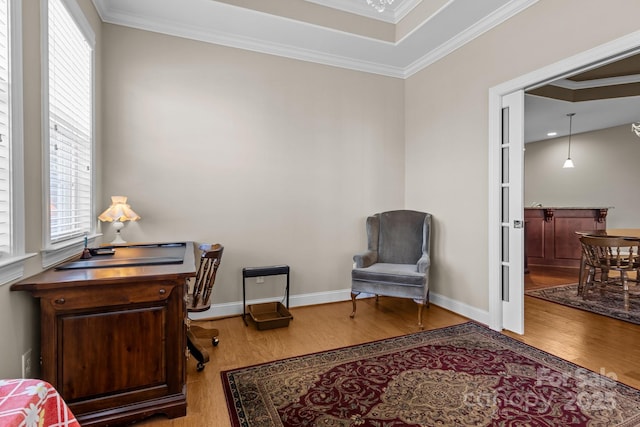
[98,196,141,244]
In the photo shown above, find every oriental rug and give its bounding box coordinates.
[221,322,640,427]
[526,283,640,325]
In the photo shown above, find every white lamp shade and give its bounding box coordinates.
[98,196,141,222]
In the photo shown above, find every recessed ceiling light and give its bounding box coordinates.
[547,132,557,137]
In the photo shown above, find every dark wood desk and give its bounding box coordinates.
[11,242,196,427]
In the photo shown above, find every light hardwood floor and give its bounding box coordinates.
[138,270,640,426]
[525,264,580,290]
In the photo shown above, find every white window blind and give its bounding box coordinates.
[0,0,11,255]
[47,0,92,243]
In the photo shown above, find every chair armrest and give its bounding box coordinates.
[417,254,430,273]
[354,250,377,268]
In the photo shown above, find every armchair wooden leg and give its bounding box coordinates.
[350,292,358,318]
[417,302,424,330]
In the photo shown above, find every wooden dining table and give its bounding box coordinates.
[576,228,640,298]
[579,228,640,240]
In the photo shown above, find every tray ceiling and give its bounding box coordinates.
[526,53,640,143]
[90,0,640,140]
[91,0,536,78]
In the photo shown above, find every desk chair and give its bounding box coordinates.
[186,243,223,371]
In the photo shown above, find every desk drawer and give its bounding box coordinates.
[42,281,179,311]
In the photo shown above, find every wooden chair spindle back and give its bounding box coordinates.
[190,244,224,311]
[579,236,639,272]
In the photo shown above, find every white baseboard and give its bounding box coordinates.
[189,288,489,326]
[429,292,489,326]
[188,288,353,320]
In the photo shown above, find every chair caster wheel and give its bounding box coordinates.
[212,337,219,346]
[196,362,205,372]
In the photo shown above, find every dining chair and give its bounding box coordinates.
[579,235,640,310]
[186,243,224,371]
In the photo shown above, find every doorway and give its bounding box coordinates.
[488,32,640,333]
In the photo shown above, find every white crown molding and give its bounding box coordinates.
[91,0,107,24]
[95,3,406,78]
[505,32,640,94]
[550,73,640,90]
[92,0,537,79]
[403,0,538,78]
[392,0,423,23]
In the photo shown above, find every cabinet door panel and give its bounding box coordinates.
[60,305,167,401]
[554,217,594,259]
[525,218,545,258]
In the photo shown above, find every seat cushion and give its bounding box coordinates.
[352,263,425,287]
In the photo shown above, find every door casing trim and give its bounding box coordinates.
[488,30,640,332]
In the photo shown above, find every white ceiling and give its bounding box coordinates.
[90,0,639,142]
[525,94,640,144]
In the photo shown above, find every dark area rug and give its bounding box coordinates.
[221,322,640,426]
[526,283,640,325]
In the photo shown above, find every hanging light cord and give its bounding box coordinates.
[562,113,576,169]
[567,113,574,158]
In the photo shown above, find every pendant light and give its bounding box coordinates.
[563,113,575,168]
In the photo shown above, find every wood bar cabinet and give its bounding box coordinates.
[11,242,196,426]
[524,208,608,268]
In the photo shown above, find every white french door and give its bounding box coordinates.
[488,32,640,334]
[499,90,525,334]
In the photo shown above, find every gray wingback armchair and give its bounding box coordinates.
[350,210,431,329]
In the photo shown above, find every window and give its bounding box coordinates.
[44,0,94,262]
[0,0,29,285]
[0,0,12,255]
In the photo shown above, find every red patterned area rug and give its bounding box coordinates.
[526,283,640,325]
[221,322,640,426]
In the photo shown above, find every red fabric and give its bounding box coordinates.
[0,379,80,427]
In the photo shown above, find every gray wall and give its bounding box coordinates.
[524,124,640,228]
[100,24,406,306]
[3,0,640,378]
[404,0,640,311]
